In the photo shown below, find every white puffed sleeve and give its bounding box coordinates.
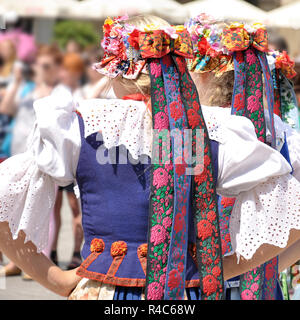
[0,85,81,252]
[216,115,300,261]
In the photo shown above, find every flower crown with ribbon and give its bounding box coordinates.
[93,15,226,301]
[185,13,234,77]
[93,15,193,79]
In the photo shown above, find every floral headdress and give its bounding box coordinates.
[93,15,225,301]
[185,13,234,77]
[268,50,299,129]
[94,15,193,79]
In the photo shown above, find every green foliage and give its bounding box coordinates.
[53,20,99,49]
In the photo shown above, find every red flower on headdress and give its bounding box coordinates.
[128,29,140,50]
[198,36,210,56]
[275,51,297,79]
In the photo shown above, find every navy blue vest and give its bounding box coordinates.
[76,113,219,287]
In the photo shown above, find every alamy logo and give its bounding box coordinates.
[95,129,206,176]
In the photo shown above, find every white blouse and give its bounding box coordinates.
[0,85,299,262]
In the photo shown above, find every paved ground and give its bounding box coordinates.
[0,193,75,300]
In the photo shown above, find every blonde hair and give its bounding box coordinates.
[192,71,234,107]
[113,15,171,96]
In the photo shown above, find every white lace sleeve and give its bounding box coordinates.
[0,86,81,252]
[216,115,292,196]
[230,174,300,261]
[216,114,300,260]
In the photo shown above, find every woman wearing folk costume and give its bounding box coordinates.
[0,14,300,301]
[186,14,300,300]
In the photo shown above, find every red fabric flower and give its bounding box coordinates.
[207,210,216,223]
[170,101,183,121]
[265,263,275,281]
[90,238,105,253]
[233,93,244,111]
[168,269,182,290]
[178,262,184,273]
[221,197,236,208]
[212,266,221,278]
[174,212,184,233]
[187,108,201,129]
[111,241,128,257]
[203,274,218,296]
[197,219,213,240]
[197,36,210,56]
[194,166,207,185]
[128,29,140,50]
[235,51,244,64]
[175,156,187,177]
[192,100,200,111]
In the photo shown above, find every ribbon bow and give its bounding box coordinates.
[130,28,194,59]
[222,23,268,53]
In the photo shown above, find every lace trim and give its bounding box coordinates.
[230,174,300,260]
[0,153,55,253]
[77,100,227,160]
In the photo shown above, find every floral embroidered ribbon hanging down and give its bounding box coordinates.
[222,22,279,300]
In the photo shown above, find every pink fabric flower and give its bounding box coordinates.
[255,89,262,99]
[147,282,164,300]
[163,216,172,229]
[153,168,169,188]
[247,96,261,113]
[151,63,162,77]
[159,274,166,286]
[250,283,259,292]
[241,289,255,300]
[150,225,167,246]
[154,112,169,130]
[246,51,257,65]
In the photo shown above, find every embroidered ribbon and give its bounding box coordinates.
[173,55,224,300]
[145,54,224,300]
[222,25,279,299]
[233,49,278,300]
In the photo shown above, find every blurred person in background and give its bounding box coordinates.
[0,39,22,92]
[51,52,84,270]
[82,47,115,99]
[0,44,63,277]
[65,39,83,55]
[59,52,85,100]
[268,32,289,52]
